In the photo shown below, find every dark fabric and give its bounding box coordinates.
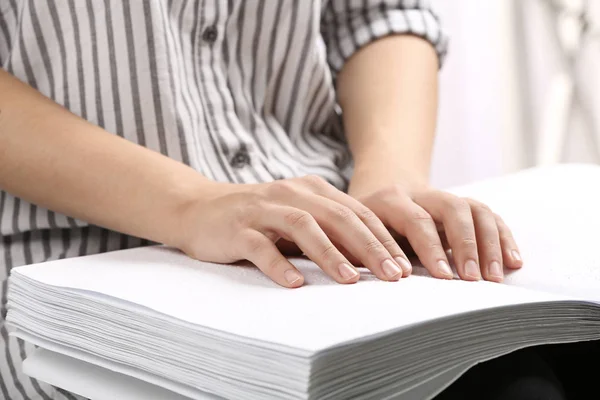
[437,340,600,400]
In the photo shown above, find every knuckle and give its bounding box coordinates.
[302,174,328,190]
[319,244,339,261]
[363,237,384,256]
[233,196,263,228]
[283,210,314,230]
[382,184,411,203]
[379,236,399,250]
[243,234,267,255]
[265,256,284,274]
[266,179,298,198]
[482,239,501,252]
[449,198,471,214]
[386,184,405,198]
[409,209,433,224]
[329,205,355,222]
[233,210,251,229]
[355,207,378,224]
[460,237,478,248]
[471,201,493,214]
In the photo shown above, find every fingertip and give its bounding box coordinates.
[290,276,305,288]
[433,259,454,280]
[284,269,305,288]
[381,259,403,281]
[342,271,361,284]
[460,259,481,281]
[483,260,504,283]
[507,250,523,269]
[483,270,504,283]
[394,257,413,277]
[338,262,360,284]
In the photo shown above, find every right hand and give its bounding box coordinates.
[177,175,413,288]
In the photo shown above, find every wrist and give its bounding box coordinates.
[169,179,254,250]
[162,175,224,247]
[346,131,433,197]
[349,161,430,198]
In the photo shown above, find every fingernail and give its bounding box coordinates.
[284,269,302,285]
[437,260,453,278]
[395,257,412,275]
[511,250,522,263]
[489,261,503,280]
[338,263,359,280]
[465,259,481,280]
[382,259,402,280]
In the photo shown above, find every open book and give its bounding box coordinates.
[7,164,600,400]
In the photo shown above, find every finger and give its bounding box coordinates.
[386,197,454,279]
[415,192,481,281]
[266,206,361,284]
[331,240,363,267]
[468,200,504,282]
[270,177,404,281]
[278,237,361,267]
[239,231,305,288]
[390,230,452,257]
[311,182,412,276]
[494,213,523,269]
[294,194,404,281]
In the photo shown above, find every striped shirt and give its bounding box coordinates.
[0,1,447,399]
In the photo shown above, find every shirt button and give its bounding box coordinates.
[202,26,218,43]
[230,147,250,168]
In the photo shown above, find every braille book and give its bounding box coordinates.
[7,164,600,400]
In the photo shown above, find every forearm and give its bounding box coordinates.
[337,35,439,195]
[0,69,217,246]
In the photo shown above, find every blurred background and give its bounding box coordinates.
[430,0,600,188]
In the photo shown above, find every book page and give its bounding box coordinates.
[11,164,596,353]
[13,246,566,353]
[447,164,600,301]
[22,347,203,400]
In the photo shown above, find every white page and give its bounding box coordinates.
[22,348,201,400]
[13,245,567,353]
[448,164,600,301]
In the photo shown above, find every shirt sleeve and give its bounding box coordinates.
[320,0,449,76]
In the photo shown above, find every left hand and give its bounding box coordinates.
[350,183,523,282]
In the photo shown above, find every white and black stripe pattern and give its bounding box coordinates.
[0,1,446,398]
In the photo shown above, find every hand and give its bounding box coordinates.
[350,183,523,282]
[176,176,413,288]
